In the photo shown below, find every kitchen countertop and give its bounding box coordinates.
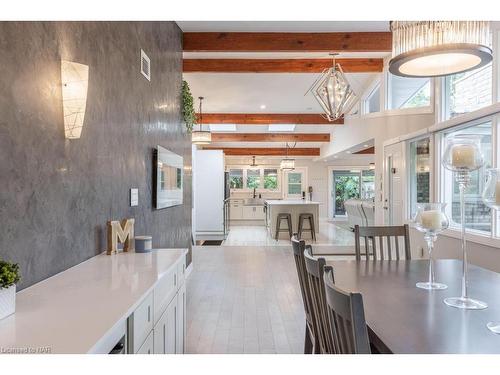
[265,199,320,205]
[0,248,187,354]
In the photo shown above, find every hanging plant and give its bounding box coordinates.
[182,80,196,133]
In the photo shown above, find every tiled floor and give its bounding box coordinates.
[186,221,356,354]
[186,245,306,354]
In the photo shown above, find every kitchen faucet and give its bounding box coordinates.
[253,188,256,198]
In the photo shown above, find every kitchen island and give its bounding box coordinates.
[265,200,320,240]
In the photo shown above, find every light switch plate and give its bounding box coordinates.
[130,188,139,207]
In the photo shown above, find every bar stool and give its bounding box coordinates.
[298,213,316,242]
[275,213,293,241]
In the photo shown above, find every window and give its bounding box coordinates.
[246,169,261,189]
[364,83,381,114]
[444,62,493,120]
[264,169,278,190]
[387,73,431,110]
[361,169,375,199]
[229,169,243,189]
[409,137,431,218]
[441,121,492,233]
[287,172,303,196]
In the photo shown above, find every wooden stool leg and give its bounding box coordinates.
[310,216,316,242]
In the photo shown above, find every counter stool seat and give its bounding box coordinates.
[298,213,316,242]
[275,213,293,241]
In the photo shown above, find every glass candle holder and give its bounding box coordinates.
[482,168,500,332]
[413,203,449,290]
[442,135,487,310]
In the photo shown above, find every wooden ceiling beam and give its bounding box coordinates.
[353,146,375,154]
[202,147,321,156]
[198,113,342,125]
[183,32,392,52]
[183,58,384,73]
[210,133,330,142]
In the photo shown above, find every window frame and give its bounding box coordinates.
[435,114,500,244]
[361,78,382,116]
[385,72,434,115]
[226,165,282,193]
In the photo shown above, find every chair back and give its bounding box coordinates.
[303,247,334,354]
[354,224,411,261]
[291,234,316,344]
[323,267,371,354]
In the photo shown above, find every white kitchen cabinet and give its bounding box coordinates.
[176,283,186,354]
[153,297,177,354]
[254,206,265,220]
[128,292,153,353]
[137,331,154,354]
[230,200,244,220]
[241,205,265,220]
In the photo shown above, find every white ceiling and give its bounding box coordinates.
[177,21,390,32]
[184,72,376,113]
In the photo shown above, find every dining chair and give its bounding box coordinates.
[291,234,319,354]
[323,266,371,354]
[354,224,411,261]
[303,247,334,354]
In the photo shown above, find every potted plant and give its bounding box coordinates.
[0,260,20,320]
[182,80,196,133]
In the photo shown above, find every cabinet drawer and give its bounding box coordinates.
[136,330,154,354]
[128,292,153,353]
[153,266,177,325]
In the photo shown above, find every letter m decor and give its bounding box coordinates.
[107,218,135,255]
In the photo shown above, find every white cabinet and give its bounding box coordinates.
[230,200,244,220]
[137,331,154,354]
[128,255,186,354]
[128,292,153,353]
[241,205,265,221]
[153,297,177,354]
[176,283,186,354]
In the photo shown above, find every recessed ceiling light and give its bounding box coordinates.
[333,155,338,159]
[260,104,266,110]
[346,151,351,154]
[209,124,237,132]
[364,144,369,147]
[268,124,296,132]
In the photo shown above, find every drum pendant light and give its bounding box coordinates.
[192,96,212,145]
[389,21,492,78]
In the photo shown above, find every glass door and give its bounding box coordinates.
[331,171,361,217]
[284,168,306,199]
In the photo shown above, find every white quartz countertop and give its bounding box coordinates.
[0,248,187,354]
[265,200,320,205]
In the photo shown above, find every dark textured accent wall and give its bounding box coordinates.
[0,22,192,290]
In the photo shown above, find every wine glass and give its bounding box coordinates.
[482,168,500,332]
[442,135,487,309]
[413,203,449,290]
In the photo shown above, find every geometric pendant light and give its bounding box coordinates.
[192,96,212,145]
[307,53,358,121]
[389,21,492,78]
[61,60,89,139]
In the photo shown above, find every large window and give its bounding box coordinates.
[246,169,261,189]
[364,83,381,114]
[441,121,492,233]
[409,137,431,218]
[287,172,303,196]
[229,169,243,189]
[444,62,493,120]
[361,169,375,199]
[263,169,278,190]
[387,74,431,110]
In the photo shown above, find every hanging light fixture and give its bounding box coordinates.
[192,96,211,145]
[389,21,492,78]
[280,142,295,171]
[307,53,358,121]
[249,156,259,167]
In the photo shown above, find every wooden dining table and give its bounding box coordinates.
[325,259,500,353]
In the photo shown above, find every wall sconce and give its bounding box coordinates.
[61,60,89,139]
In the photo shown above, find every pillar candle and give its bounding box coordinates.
[420,210,442,230]
[496,181,500,205]
[451,144,476,169]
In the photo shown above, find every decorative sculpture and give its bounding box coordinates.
[106,218,135,255]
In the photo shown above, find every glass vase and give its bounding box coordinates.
[413,203,449,290]
[441,135,487,310]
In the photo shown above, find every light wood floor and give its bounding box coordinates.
[186,245,306,354]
